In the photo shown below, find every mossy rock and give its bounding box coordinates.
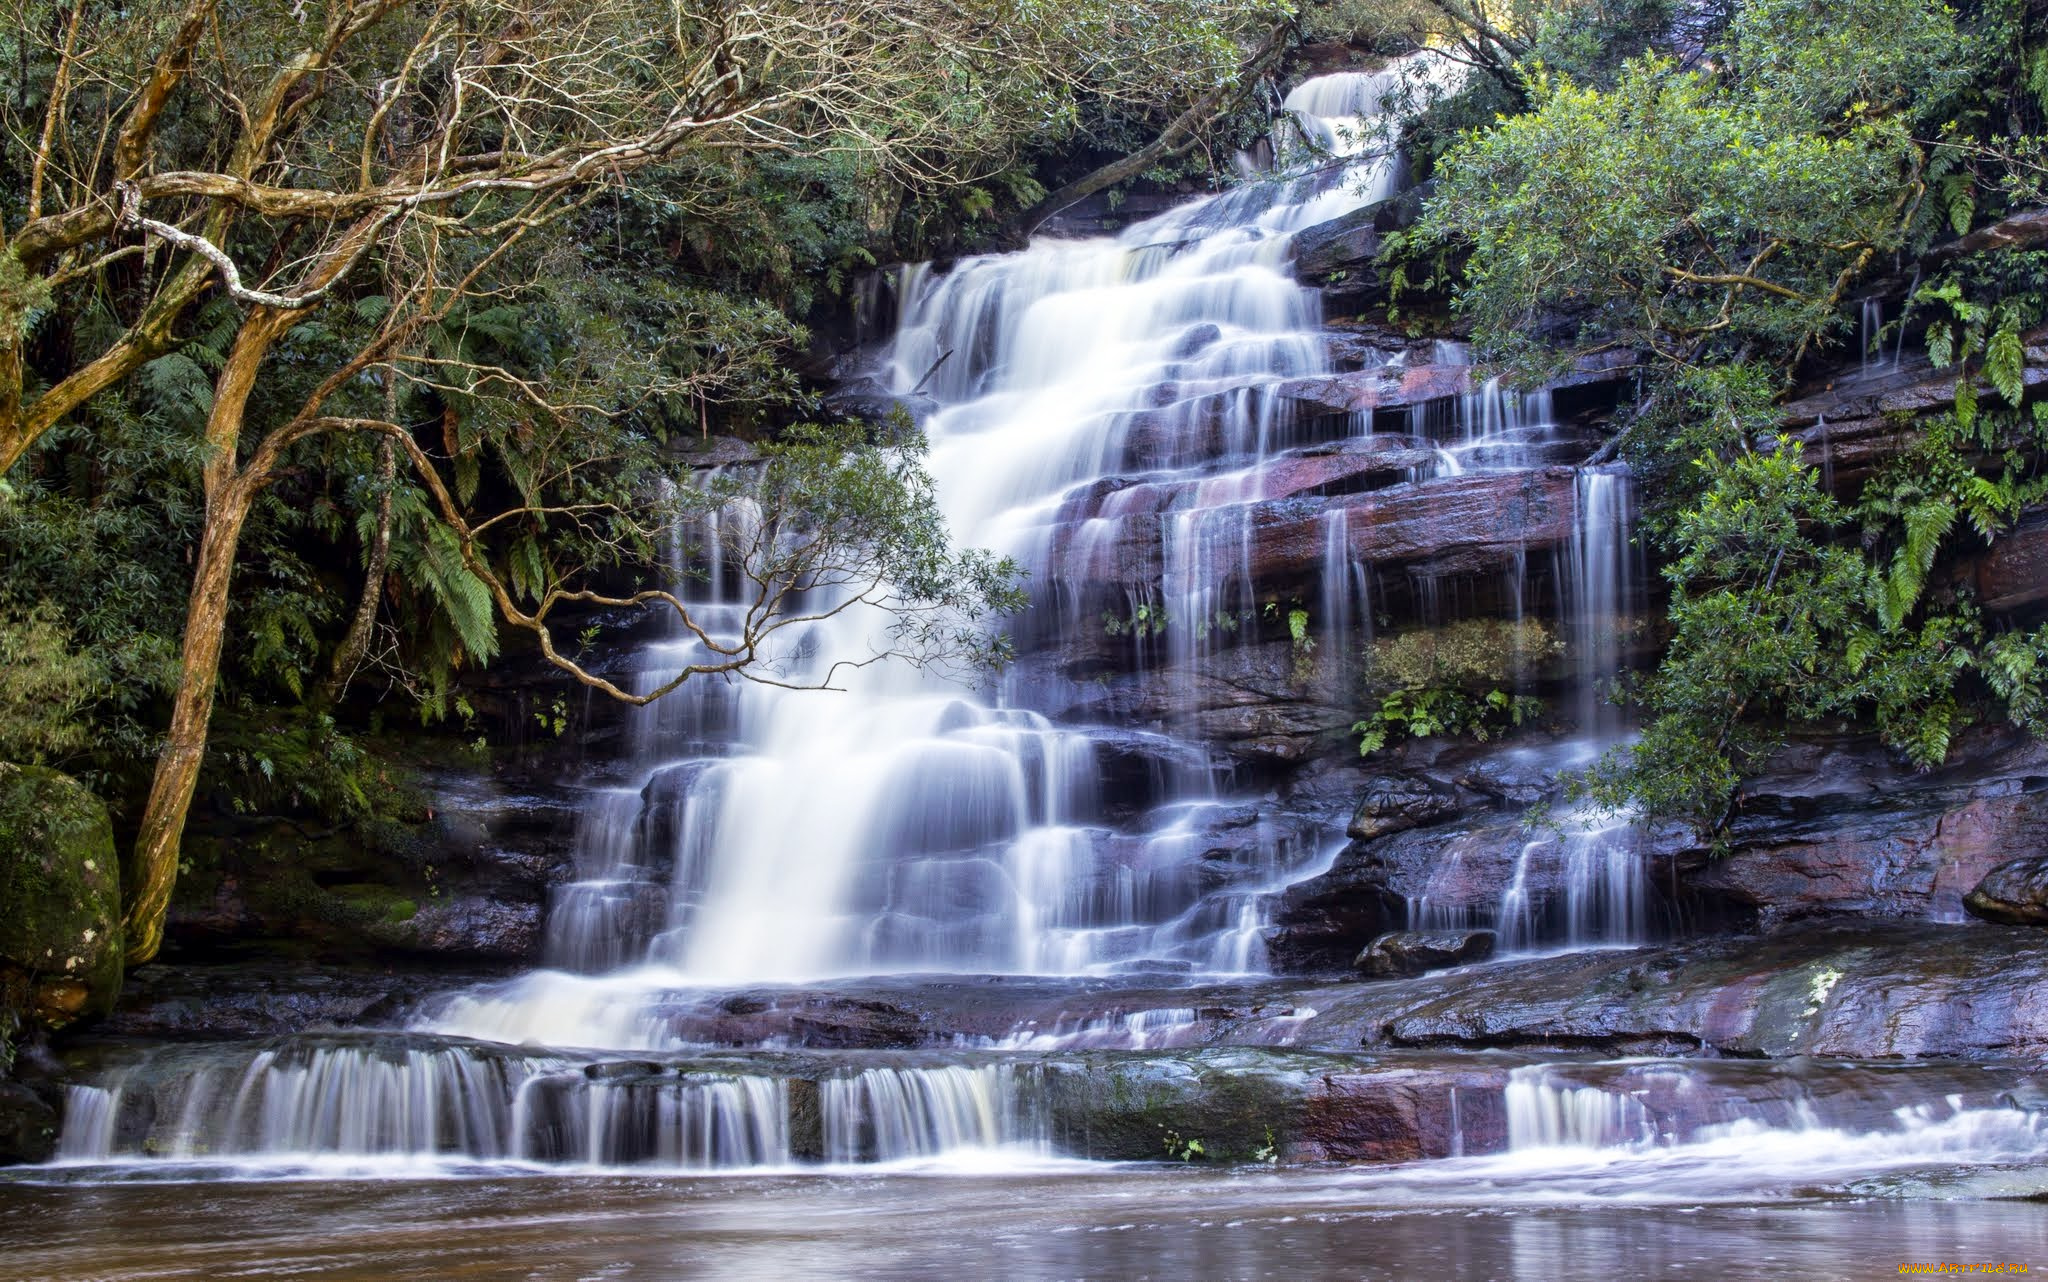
[327,883,421,924]
[0,763,123,1029]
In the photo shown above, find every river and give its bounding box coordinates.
[7,1158,2047,1281]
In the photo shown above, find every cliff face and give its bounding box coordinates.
[124,193,2048,986]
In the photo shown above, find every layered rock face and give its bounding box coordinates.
[1266,730,2048,973]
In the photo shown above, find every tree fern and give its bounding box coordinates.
[419,520,500,666]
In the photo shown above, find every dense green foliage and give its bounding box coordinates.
[1353,619,1555,754]
[1409,0,2048,828]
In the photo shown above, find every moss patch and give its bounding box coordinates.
[0,763,122,1029]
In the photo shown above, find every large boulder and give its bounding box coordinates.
[1287,187,1430,309]
[0,1079,58,1165]
[1964,855,2048,927]
[0,764,122,1029]
[1355,929,1496,977]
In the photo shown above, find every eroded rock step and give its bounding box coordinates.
[51,1032,2048,1170]
[95,921,2048,1061]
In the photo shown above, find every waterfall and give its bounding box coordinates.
[1500,1063,2048,1167]
[57,1040,539,1163]
[822,1064,1039,1162]
[1505,1066,1658,1150]
[50,1040,1057,1170]
[1565,467,1637,740]
[545,787,668,973]
[1409,813,1651,953]
[53,1085,120,1162]
[441,42,1655,989]
[535,1073,792,1168]
[428,55,1461,996]
[1492,816,1651,954]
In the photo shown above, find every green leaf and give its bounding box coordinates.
[1942,176,1974,237]
[420,521,500,666]
[1927,323,1955,369]
[1986,322,2026,408]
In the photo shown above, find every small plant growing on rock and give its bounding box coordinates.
[1351,619,1557,754]
[1104,602,1171,640]
[1252,1128,1280,1164]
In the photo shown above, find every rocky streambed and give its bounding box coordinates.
[9,917,2038,1173]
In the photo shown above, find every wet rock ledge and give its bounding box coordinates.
[72,921,2048,1064]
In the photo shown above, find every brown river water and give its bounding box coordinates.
[5,1158,2046,1281]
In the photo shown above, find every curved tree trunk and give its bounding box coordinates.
[122,477,256,963]
[321,430,398,705]
[122,309,293,965]
[1010,22,1292,240]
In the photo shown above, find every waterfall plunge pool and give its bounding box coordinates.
[6,1159,2047,1281]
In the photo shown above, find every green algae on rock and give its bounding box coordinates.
[0,763,122,1029]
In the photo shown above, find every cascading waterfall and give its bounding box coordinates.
[52,1040,1040,1170]
[486,56,1459,992]
[822,1064,1039,1163]
[39,54,1708,1179]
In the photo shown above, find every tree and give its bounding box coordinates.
[0,0,1276,963]
[1416,59,1931,376]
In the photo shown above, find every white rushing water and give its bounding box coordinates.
[490,56,1470,995]
[38,56,1756,1183]
[422,45,1660,1017]
[51,1041,1038,1170]
[49,1046,2048,1182]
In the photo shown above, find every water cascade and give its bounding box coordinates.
[33,56,2035,1216]
[821,1064,1039,1163]
[52,1039,1049,1170]
[434,56,1470,1006]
